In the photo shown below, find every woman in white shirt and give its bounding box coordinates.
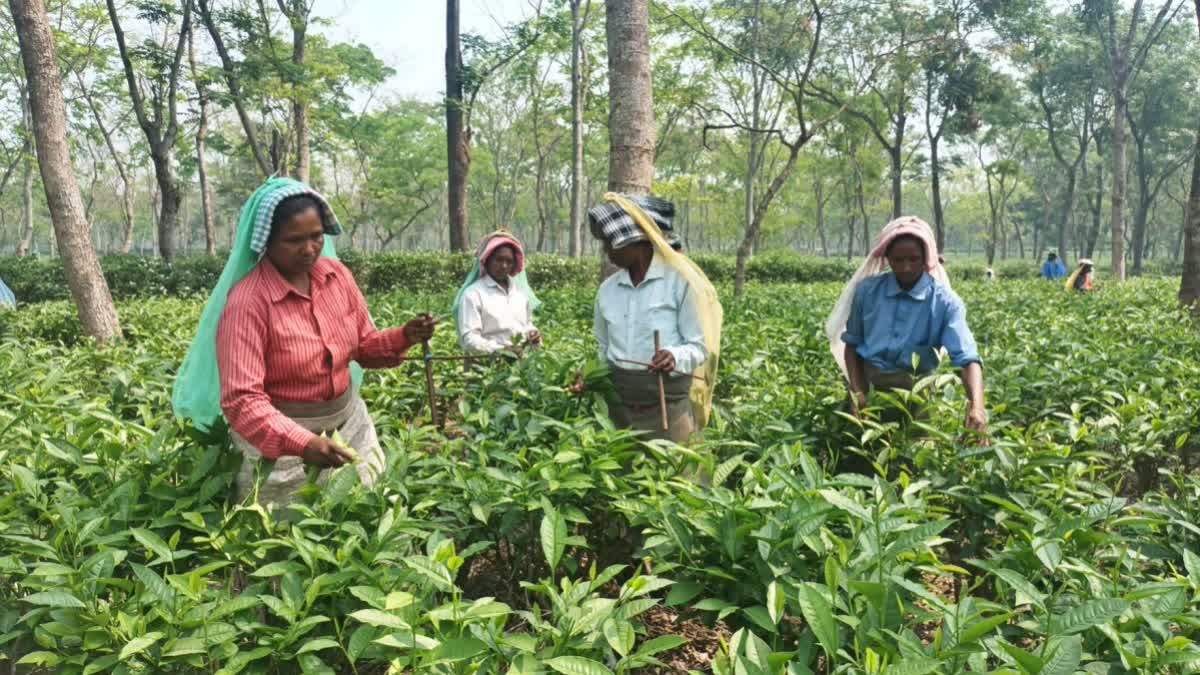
[453,231,542,356]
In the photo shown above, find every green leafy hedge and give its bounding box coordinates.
[0,250,1182,304]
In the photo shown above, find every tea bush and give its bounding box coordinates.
[6,251,1173,305]
[2,279,1200,673]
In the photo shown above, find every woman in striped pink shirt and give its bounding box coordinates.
[177,178,435,509]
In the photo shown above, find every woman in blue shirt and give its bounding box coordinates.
[0,277,15,308]
[827,217,988,439]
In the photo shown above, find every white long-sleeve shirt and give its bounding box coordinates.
[594,259,706,376]
[457,275,536,354]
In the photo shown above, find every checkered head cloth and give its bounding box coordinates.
[248,181,342,256]
[587,195,680,250]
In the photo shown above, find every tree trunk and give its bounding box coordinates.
[735,143,801,295]
[601,0,654,280]
[10,0,121,340]
[889,144,903,219]
[1110,64,1129,280]
[814,176,829,258]
[929,132,946,251]
[1086,160,1104,257]
[568,0,589,257]
[1180,0,1200,310]
[1058,168,1077,266]
[604,0,655,194]
[189,29,216,255]
[120,175,135,253]
[445,0,469,251]
[858,176,870,254]
[288,0,310,183]
[535,151,551,252]
[16,86,34,257]
[151,148,181,262]
[105,0,190,263]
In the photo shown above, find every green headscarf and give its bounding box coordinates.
[173,178,360,431]
[450,230,542,332]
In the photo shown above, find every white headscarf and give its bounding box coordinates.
[825,216,950,381]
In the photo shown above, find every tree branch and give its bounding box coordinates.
[196,0,274,176]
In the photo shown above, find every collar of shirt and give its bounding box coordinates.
[481,273,513,294]
[617,258,666,288]
[261,257,339,303]
[884,272,933,301]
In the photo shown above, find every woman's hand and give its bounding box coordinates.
[963,405,991,446]
[301,435,355,468]
[649,349,676,374]
[849,391,869,419]
[526,330,542,346]
[568,371,586,395]
[403,313,438,343]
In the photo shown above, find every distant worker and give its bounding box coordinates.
[1065,258,1094,293]
[0,277,14,308]
[985,268,995,282]
[453,230,542,357]
[1041,251,1067,280]
[826,216,988,441]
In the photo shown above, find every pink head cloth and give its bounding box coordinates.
[479,235,525,275]
[868,216,941,272]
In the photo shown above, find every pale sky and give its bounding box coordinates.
[312,0,539,102]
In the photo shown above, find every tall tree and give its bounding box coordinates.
[817,0,927,219]
[444,1,540,251]
[74,70,137,255]
[924,33,996,251]
[1085,0,1186,280]
[445,0,469,251]
[568,0,591,257]
[15,83,33,256]
[188,26,216,255]
[276,0,312,182]
[1028,15,1103,267]
[674,0,850,294]
[9,0,121,340]
[1179,0,1200,309]
[196,0,273,177]
[105,0,193,262]
[1123,25,1196,274]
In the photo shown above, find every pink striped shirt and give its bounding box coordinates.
[217,257,412,459]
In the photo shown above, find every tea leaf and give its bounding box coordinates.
[546,655,615,675]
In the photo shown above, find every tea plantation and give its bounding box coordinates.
[2,279,1200,674]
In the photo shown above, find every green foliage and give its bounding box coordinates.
[9,252,1179,306]
[3,277,1200,672]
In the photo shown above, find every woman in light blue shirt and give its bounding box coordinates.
[588,196,706,443]
[829,217,988,440]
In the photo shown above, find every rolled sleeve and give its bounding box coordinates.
[941,299,982,369]
[351,278,412,368]
[841,288,866,346]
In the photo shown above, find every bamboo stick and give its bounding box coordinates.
[422,340,440,429]
[654,330,668,432]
